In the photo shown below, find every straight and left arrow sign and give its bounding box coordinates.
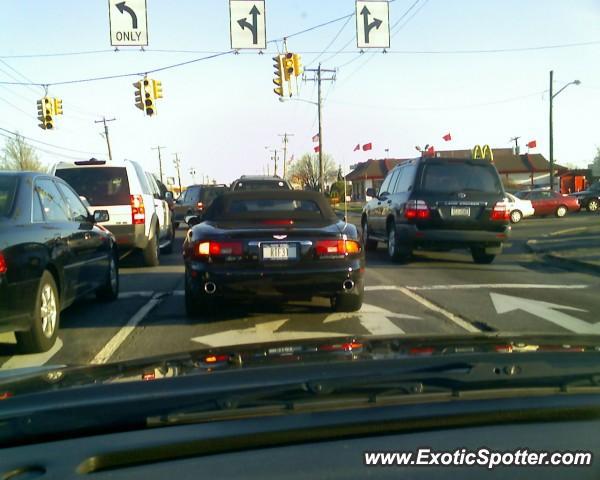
[229,0,266,49]
[108,0,148,46]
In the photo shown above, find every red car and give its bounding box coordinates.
[515,190,580,217]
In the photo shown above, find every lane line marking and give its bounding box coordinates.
[90,296,162,365]
[119,291,155,299]
[404,284,588,291]
[1,338,64,370]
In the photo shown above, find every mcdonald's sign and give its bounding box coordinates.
[472,144,494,162]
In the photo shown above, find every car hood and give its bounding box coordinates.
[2,333,600,397]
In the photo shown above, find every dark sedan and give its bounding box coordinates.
[183,190,364,316]
[0,172,119,353]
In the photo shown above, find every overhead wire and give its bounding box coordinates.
[0,126,106,156]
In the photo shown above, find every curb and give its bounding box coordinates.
[525,241,600,274]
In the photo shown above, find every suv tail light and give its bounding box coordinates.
[196,241,243,257]
[130,195,145,225]
[315,239,361,257]
[490,201,510,221]
[405,200,430,220]
[0,252,6,274]
[196,202,204,210]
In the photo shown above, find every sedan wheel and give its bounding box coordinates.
[556,205,567,218]
[588,199,599,212]
[510,210,522,223]
[16,271,60,353]
[97,252,119,301]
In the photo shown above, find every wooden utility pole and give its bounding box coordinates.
[94,117,115,160]
[152,146,166,183]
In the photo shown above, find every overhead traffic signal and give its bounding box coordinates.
[272,55,284,97]
[283,52,294,81]
[53,98,63,116]
[133,76,162,116]
[143,78,155,116]
[292,53,303,77]
[36,97,54,130]
[133,80,145,110]
[152,80,163,99]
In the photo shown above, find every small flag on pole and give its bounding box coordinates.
[312,133,319,143]
[442,132,452,141]
[314,145,320,153]
[362,143,372,151]
[353,144,360,152]
[526,140,537,149]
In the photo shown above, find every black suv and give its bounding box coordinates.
[569,181,600,212]
[173,184,227,227]
[230,175,292,191]
[361,156,510,264]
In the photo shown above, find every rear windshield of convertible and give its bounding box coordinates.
[204,192,336,221]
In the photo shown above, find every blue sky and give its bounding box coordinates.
[0,0,598,185]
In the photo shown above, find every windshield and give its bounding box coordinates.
[0,175,18,217]
[1,0,600,445]
[54,167,130,206]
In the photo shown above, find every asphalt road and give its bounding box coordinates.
[1,211,599,369]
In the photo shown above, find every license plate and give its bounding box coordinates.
[451,207,470,216]
[262,243,297,260]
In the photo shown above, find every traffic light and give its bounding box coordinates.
[272,55,284,97]
[292,53,303,77]
[53,98,63,115]
[133,80,144,110]
[143,78,155,116]
[152,80,163,99]
[36,97,54,130]
[283,52,294,81]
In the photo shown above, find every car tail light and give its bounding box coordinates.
[196,202,204,210]
[315,239,362,256]
[130,195,145,225]
[204,354,229,364]
[261,219,294,225]
[408,346,435,355]
[405,200,430,220]
[490,201,510,221]
[197,241,243,257]
[0,252,6,274]
[318,342,363,352]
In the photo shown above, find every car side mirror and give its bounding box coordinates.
[164,191,174,201]
[366,187,377,198]
[93,210,110,223]
[185,214,202,227]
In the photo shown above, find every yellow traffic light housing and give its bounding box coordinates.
[143,78,155,116]
[152,80,163,99]
[53,98,63,115]
[272,55,284,97]
[133,80,144,111]
[36,97,54,130]
[283,52,294,81]
[36,99,45,130]
[292,53,303,77]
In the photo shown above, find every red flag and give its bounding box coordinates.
[527,140,537,149]
[362,143,372,151]
[442,132,452,142]
[425,145,435,157]
[353,144,360,152]
[312,133,319,143]
[313,145,320,153]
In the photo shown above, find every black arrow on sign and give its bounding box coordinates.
[116,1,138,29]
[237,5,260,45]
[360,6,383,44]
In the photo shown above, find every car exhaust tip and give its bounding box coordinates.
[204,282,217,295]
[342,279,355,291]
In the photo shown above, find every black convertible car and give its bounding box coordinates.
[0,172,119,353]
[183,190,364,315]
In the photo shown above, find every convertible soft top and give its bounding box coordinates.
[203,190,338,222]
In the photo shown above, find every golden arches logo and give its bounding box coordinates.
[472,144,494,162]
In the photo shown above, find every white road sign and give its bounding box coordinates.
[356,1,390,49]
[108,0,148,46]
[229,0,266,49]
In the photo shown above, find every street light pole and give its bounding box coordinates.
[548,70,581,192]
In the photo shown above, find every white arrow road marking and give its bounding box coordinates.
[324,303,416,335]
[490,293,599,334]
[191,319,348,348]
[0,338,63,370]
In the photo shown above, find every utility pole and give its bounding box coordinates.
[510,136,521,155]
[304,63,336,193]
[94,117,115,160]
[270,149,279,177]
[173,153,182,193]
[151,146,166,183]
[278,132,294,179]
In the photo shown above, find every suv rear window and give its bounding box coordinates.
[233,180,290,191]
[0,175,18,217]
[419,161,502,194]
[55,167,130,206]
[200,187,227,202]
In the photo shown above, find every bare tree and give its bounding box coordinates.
[1,133,44,172]
[289,153,337,191]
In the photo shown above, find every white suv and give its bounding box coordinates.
[51,159,174,266]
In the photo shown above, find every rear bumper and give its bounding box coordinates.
[0,277,35,333]
[106,224,148,250]
[398,224,510,250]
[186,260,364,300]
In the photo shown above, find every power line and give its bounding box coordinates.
[305,14,354,68]
[0,131,99,161]
[0,126,106,156]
